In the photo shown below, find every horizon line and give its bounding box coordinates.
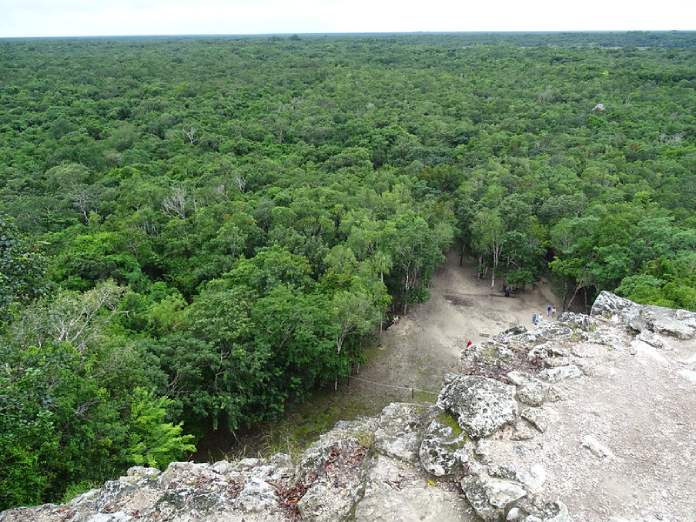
[2,29,695,40]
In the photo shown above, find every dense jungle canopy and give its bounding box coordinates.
[1,32,695,509]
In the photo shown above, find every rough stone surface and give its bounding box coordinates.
[507,371,551,406]
[513,499,572,522]
[4,293,695,522]
[637,330,664,348]
[558,311,594,331]
[418,415,473,476]
[539,364,583,383]
[463,475,527,521]
[296,418,375,521]
[521,407,549,433]
[591,291,696,340]
[373,402,434,463]
[437,375,518,438]
[355,455,474,521]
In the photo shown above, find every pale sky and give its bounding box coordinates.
[1,0,694,38]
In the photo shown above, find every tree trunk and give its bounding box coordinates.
[403,271,410,315]
[491,243,501,288]
[583,287,589,312]
[567,283,582,311]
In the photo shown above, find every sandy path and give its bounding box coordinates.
[200,251,558,460]
[357,250,559,398]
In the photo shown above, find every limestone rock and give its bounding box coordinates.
[512,419,538,441]
[651,315,694,340]
[463,475,527,521]
[503,325,528,336]
[581,435,614,459]
[532,323,575,343]
[519,499,572,522]
[518,382,549,406]
[236,477,278,513]
[637,330,664,348]
[677,369,696,384]
[419,413,473,477]
[521,408,548,433]
[126,466,161,479]
[514,499,571,522]
[539,365,582,383]
[515,464,547,492]
[462,341,517,371]
[438,375,518,439]
[591,291,696,340]
[528,344,570,364]
[507,371,550,407]
[374,402,434,463]
[558,311,594,331]
[591,291,644,326]
[296,419,374,521]
[354,455,471,522]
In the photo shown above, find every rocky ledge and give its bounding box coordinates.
[3,292,695,522]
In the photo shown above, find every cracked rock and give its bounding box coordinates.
[419,414,473,477]
[374,402,434,463]
[508,371,551,406]
[438,375,518,439]
[539,365,582,383]
[463,475,527,521]
[520,408,548,433]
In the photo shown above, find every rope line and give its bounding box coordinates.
[348,376,440,396]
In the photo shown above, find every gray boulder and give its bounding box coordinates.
[651,313,694,340]
[419,413,473,477]
[636,330,663,348]
[463,475,527,521]
[374,402,434,463]
[511,499,571,522]
[507,371,551,407]
[591,291,696,340]
[520,408,548,433]
[296,419,375,521]
[558,312,594,331]
[539,365,582,383]
[438,375,518,439]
